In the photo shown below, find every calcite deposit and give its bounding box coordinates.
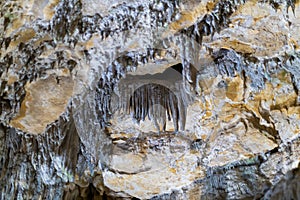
[0,0,300,199]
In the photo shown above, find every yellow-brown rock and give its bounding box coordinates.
[10,75,74,134]
[226,76,244,102]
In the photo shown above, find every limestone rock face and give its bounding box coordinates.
[1,0,300,199]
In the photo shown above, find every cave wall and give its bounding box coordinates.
[0,0,300,199]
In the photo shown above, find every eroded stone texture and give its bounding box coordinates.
[10,75,74,134]
[1,0,300,199]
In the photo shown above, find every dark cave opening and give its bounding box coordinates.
[170,63,183,74]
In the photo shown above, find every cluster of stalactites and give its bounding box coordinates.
[180,0,246,46]
[71,0,181,41]
[128,83,180,132]
[95,50,162,128]
[262,0,297,14]
[213,48,300,92]
[95,48,191,131]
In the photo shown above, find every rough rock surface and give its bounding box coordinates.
[0,0,300,199]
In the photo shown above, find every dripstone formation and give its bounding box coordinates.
[0,0,300,199]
